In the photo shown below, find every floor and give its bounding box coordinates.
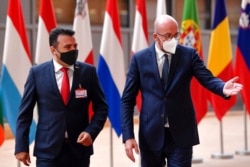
[1,111,250,167]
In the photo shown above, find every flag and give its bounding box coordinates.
[131,0,149,111]
[0,100,4,146]
[0,0,36,144]
[179,0,208,123]
[73,0,94,64]
[207,0,236,120]
[156,0,167,16]
[35,0,56,64]
[97,0,126,136]
[235,0,250,114]
[73,0,95,119]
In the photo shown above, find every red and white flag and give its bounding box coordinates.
[131,0,149,111]
[73,0,94,64]
[35,0,57,64]
[156,0,167,16]
[73,0,95,120]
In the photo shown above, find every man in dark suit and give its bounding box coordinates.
[15,28,108,167]
[120,14,242,167]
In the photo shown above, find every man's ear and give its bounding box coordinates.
[50,46,56,55]
[153,33,158,41]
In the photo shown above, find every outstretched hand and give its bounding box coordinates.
[223,76,243,96]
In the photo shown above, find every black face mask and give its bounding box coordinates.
[57,49,78,65]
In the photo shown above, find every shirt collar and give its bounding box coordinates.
[53,59,74,72]
[155,43,167,59]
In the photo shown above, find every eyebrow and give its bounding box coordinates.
[157,32,179,36]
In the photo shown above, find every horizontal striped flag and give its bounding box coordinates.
[0,0,36,144]
[97,0,126,136]
[234,0,250,114]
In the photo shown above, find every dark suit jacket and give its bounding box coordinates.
[121,43,226,151]
[15,60,108,159]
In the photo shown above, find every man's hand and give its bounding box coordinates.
[77,131,93,146]
[15,152,31,166]
[223,76,243,96]
[124,139,140,162]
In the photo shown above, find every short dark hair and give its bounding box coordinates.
[49,28,75,47]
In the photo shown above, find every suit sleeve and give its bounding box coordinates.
[191,49,225,97]
[84,67,108,141]
[120,55,140,142]
[15,68,37,154]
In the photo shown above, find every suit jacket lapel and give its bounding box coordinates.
[49,61,81,105]
[148,44,163,89]
[48,60,63,100]
[165,45,180,92]
[68,63,80,102]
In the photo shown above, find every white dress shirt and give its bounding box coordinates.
[155,44,171,78]
[53,59,74,137]
[155,44,171,127]
[53,59,74,92]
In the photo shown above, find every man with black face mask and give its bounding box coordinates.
[15,28,108,167]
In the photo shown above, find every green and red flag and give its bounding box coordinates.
[0,98,4,146]
[179,0,208,124]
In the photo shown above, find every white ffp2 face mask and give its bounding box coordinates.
[162,38,178,54]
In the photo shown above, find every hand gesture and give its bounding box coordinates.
[223,76,243,96]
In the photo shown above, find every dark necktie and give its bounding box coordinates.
[161,54,169,88]
[61,67,70,105]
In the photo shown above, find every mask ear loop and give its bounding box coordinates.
[53,47,63,59]
[51,47,62,63]
[156,35,166,53]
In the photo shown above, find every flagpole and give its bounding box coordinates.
[110,125,114,167]
[17,160,20,167]
[192,156,203,164]
[235,106,250,155]
[211,120,233,159]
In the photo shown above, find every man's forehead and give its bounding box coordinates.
[57,35,76,44]
[57,34,73,40]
